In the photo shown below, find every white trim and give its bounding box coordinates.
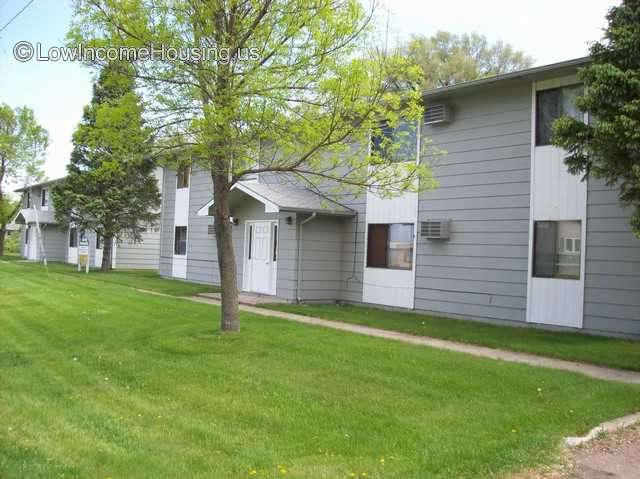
[526,80,587,329]
[197,183,281,217]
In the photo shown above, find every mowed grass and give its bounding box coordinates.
[5,259,219,296]
[262,303,640,372]
[1,261,640,479]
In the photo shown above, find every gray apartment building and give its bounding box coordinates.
[154,57,638,339]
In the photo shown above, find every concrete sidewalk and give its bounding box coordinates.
[140,289,640,385]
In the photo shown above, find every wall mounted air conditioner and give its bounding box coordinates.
[424,104,452,125]
[420,219,451,240]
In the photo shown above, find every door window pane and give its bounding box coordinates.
[174,226,187,255]
[536,85,583,146]
[272,225,278,262]
[533,220,581,279]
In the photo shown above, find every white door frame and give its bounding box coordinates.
[242,219,278,295]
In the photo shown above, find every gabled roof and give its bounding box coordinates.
[422,56,591,100]
[12,209,57,225]
[14,177,65,193]
[197,181,355,217]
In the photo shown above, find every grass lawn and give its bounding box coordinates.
[261,303,640,372]
[2,258,219,296]
[2,261,640,479]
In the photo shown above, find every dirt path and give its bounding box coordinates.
[512,425,640,479]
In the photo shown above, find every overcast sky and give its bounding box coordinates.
[0,0,619,188]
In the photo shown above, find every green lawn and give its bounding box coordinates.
[261,303,640,372]
[3,259,219,296]
[2,261,640,479]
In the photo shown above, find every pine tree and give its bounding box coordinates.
[53,62,160,271]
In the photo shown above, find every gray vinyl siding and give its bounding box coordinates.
[414,83,532,323]
[584,179,640,338]
[297,215,344,302]
[159,167,176,277]
[115,228,161,269]
[42,225,68,262]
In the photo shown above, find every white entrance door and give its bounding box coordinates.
[27,226,38,260]
[243,220,277,295]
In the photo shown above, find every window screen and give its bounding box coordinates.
[533,220,581,280]
[536,85,583,146]
[41,189,48,207]
[174,226,187,255]
[367,223,414,270]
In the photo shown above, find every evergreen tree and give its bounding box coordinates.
[553,0,640,235]
[53,62,160,271]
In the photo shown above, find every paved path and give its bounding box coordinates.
[139,290,640,385]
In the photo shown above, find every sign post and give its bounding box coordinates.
[78,237,90,274]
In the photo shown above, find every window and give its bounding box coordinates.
[272,224,278,262]
[176,167,190,189]
[26,191,31,208]
[96,235,102,250]
[79,230,87,243]
[367,223,414,270]
[41,189,48,207]
[25,227,29,244]
[533,220,581,280]
[174,226,187,255]
[371,120,418,162]
[247,225,253,259]
[536,84,583,146]
[69,228,78,248]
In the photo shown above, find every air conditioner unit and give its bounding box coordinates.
[207,224,215,235]
[420,219,451,240]
[424,104,452,125]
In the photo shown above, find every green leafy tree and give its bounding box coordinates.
[70,0,434,332]
[0,198,20,256]
[405,31,534,89]
[0,104,49,255]
[552,0,640,236]
[52,62,160,271]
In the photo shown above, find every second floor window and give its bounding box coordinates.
[69,228,78,248]
[371,120,418,163]
[177,167,190,189]
[26,192,32,208]
[41,189,49,208]
[536,84,583,146]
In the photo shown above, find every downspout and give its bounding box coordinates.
[296,212,317,303]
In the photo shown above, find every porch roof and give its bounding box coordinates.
[197,181,355,217]
[12,209,57,225]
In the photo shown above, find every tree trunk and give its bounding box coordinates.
[213,173,239,332]
[0,227,5,257]
[101,235,113,272]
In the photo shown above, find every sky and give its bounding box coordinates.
[0,0,619,192]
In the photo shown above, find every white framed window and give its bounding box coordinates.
[174,226,187,255]
[535,84,583,146]
[41,189,49,208]
[176,167,190,189]
[533,220,581,280]
[366,223,414,270]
